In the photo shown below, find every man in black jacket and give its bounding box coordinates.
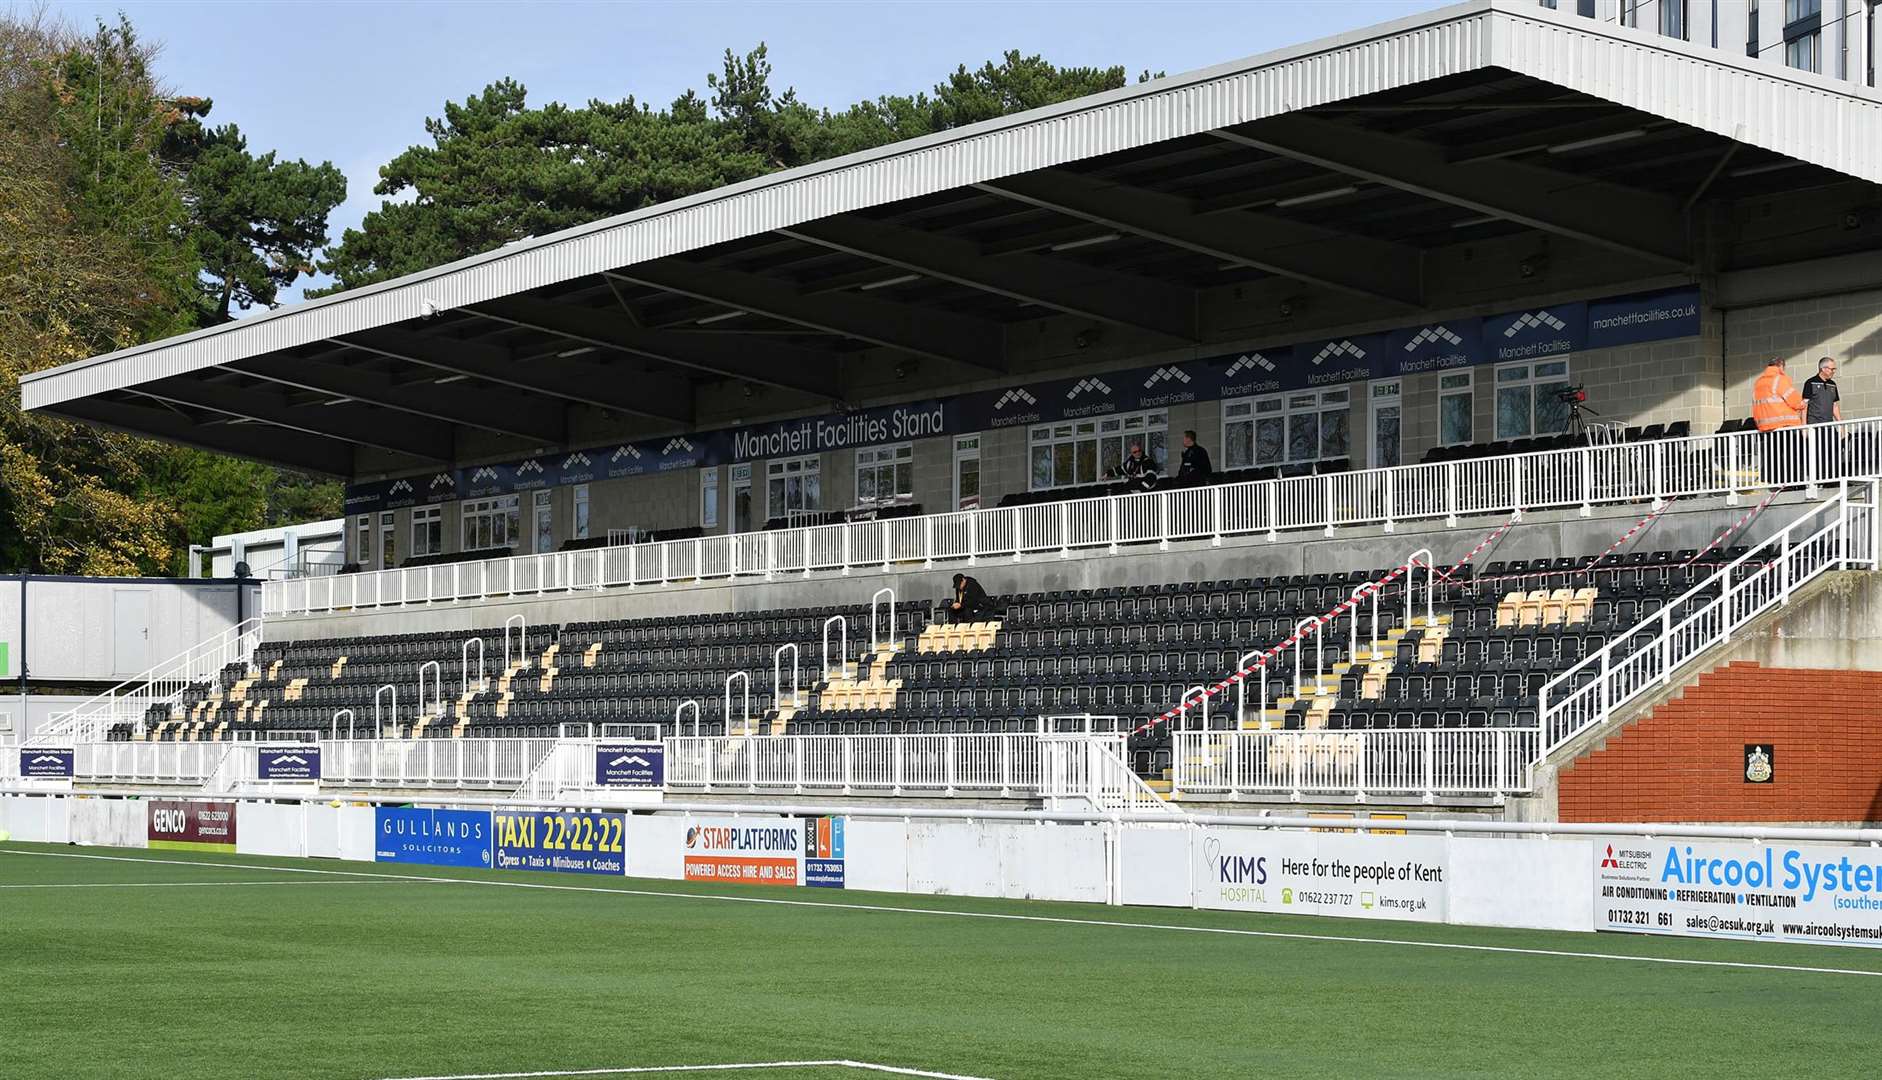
[1177,430,1213,486]
[948,573,993,623]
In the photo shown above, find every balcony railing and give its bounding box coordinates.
[266,418,1882,618]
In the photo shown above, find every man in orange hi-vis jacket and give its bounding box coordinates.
[1752,357,1807,485]
[1752,357,1805,432]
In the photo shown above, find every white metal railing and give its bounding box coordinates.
[1042,735,1184,817]
[1540,477,1881,754]
[270,418,1882,617]
[39,618,265,745]
[665,733,1048,795]
[74,741,235,786]
[1173,728,1539,800]
[319,737,559,790]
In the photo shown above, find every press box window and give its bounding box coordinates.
[1494,360,1573,440]
[1222,389,1349,468]
[766,455,821,519]
[461,495,520,551]
[856,443,913,504]
[1028,410,1166,491]
[410,506,442,557]
[1439,371,1475,447]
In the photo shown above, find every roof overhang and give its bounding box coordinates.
[21,0,1882,476]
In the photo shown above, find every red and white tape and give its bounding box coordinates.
[1133,514,1519,737]
[1683,489,1777,567]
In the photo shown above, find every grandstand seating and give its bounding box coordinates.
[114,542,1754,794]
[1418,422,1691,466]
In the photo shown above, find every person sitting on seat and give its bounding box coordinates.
[1118,442,1158,492]
[948,573,993,623]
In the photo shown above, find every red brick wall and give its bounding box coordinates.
[1557,661,1882,823]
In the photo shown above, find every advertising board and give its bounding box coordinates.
[492,810,625,875]
[594,743,664,788]
[803,815,846,889]
[1195,829,1449,922]
[1595,840,1882,947]
[147,800,238,852]
[257,746,321,781]
[682,815,801,886]
[19,748,74,779]
[373,807,491,868]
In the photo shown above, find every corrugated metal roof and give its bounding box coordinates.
[22,0,1882,411]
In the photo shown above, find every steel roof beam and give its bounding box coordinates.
[780,217,1200,342]
[1210,116,1692,268]
[608,262,1009,372]
[333,324,695,425]
[468,295,839,399]
[977,170,1425,308]
[132,379,455,462]
[228,355,565,445]
[49,397,354,476]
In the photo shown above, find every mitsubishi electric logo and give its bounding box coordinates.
[470,467,500,483]
[1065,377,1112,401]
[1404,325,1463,351]
[611,446,642,463]
[994,388,1037,410]
[663,437,694,455]
[1224,353,1277,377]
[429,473,455,491]
[1504,310,1567,337]
[561,452,592,469]
[516,460,544,476]
[1143,365,1191,388]
[388,479,413,496]
[1309,339,1367,366]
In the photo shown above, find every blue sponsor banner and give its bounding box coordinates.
[19,748,74,779]
[803,815,846,889]
[595,743,664,787]
[492,810,625,875]
[345,286,1704,512]
[374,807,491,868]
[1483,301,1588,363]
[1588,287,1701,349]
[1388,316,1484,376]
[257,746,321,781]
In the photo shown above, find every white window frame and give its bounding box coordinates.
[1438,370,1475,447]
[1494,358,1574,440]
[532,490,554,554]
[1221,388,1350,469]
[1369,379,1402,470]
[378,512,396,570]
[410,506,442,558]
[572,484,590,541]
[354,516,371,566]
[855,443,914,505]
[953,435,981,511]
[461,495,520,552]
[700,468,720,530]
[765,455,822,521]
[1028,409,1167,492]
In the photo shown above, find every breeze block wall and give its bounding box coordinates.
[1557,662,1882,825]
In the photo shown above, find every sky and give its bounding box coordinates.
[39,0,1440,309]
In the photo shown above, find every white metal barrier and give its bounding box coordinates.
[1540,477,1881,754]
[318,737,559,790]
[1173,728,1540,800]
[665,733,1048,795]
[73,741,234,786]
[265,417,1882,617]
[39,618,264,744]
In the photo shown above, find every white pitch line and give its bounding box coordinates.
[5,848,1880,980]
[0,878,416,890]
[377,1060,996,1080]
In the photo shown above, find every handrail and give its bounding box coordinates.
[416,660,442,718]
[821,615,849,681]
[269,417,1882,617]
[1539,478,1880,755]
[725,671,752,735]
[1176,684,1209,732]
[870,587,896,653]
[773,643,801,709]
[331,708,355,741]
[38,617,265,745]
[461,636,486,695]
[675,699,702,738]
[503,614,527,671]
[1234,649,1268,727]
[1289,616,1322,699]
[374,684,398,737]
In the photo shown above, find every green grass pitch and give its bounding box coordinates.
[4,840,1881,1079]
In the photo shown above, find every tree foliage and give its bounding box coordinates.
[0,13,342,576]
[320,46,1141,289]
